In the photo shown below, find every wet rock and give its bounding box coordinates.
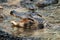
[0,30,22,40]
[0,0,7,3]
[36,0,59,8]
[20,0,37,9]
[20,0,59,9]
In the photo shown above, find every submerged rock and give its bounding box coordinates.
[0,30,23,40]
[20,0,37,6]
[0,0,7,3]
[20,0,59,9]
[20,0,37,9]
[0,30,42,40]
[36,0,58,8]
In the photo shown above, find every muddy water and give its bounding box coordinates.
[0,0,60,40]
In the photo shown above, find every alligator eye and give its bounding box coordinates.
[30,0,33,1]
[38,24,44,29]
[10,10,16,15]
[10,11,14,15]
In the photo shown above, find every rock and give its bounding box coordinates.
[0,0,7,3]
[36,0,59,8]
[20,0,37,9]
[20,0,59,9]
[0,30,22,40]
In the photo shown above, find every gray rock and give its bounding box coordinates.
[20,0,59,8]
[0,0,7,3]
